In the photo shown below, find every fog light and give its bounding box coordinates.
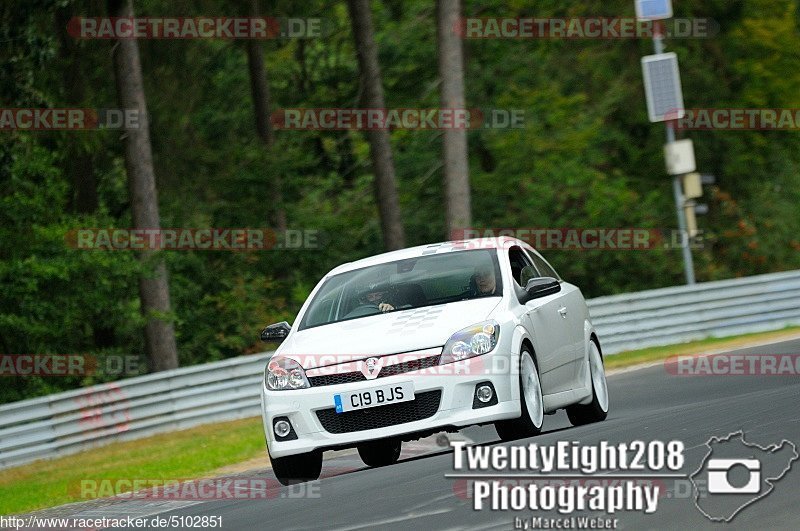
[274,419,292,438]
[476,385,493,403]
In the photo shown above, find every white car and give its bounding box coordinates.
[260,237,609,484]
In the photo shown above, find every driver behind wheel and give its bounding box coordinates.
[463,264,497,298]
[361,282,394,313]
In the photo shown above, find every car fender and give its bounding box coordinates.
[576,319,600,404]
[506,323,534,400]
[583,320,600,361]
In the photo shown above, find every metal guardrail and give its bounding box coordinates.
[0,355,267,469]
[2,270,799,469]
[588,269,800,354]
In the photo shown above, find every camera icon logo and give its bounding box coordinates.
[691,431,798,522]
[706,458,761,494]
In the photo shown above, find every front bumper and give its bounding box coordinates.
[261,349,519,458]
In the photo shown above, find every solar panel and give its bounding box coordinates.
[641,53,685,123]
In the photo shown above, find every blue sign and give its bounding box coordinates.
[635,0,673,20]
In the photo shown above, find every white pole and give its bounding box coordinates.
[654,28,696,285]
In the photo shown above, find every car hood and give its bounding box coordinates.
[279,297,502,367]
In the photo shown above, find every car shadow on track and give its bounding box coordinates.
[316,424,578,482]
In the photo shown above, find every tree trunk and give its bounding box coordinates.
[107,0,179,372]
[246,0,287,232]
[437,0,471,237]
[346,0,406,250]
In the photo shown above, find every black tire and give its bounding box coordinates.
[270,449,322,486]
[357,438,402,468]
[566,340,609,426]
[495,348,544,441]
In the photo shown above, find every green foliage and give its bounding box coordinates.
[2,0,799,403]
[0,138,144,402]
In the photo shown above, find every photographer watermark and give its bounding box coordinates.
[0,354,139,377]
[445,432,798,524]
[0,108,140,130]
[270,108,525,130]
[450,228,705,251]
[68,17,324,39]
[447,439,686,521]
[2,516,222,530]
[73,477,291,500]
[671,108,800,130]
[456,17,718,39]
[690,431,798,522]
[66,228,320,251]
[666,353,800,376]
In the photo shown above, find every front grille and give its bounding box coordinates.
[378,355,440,377]
[315,390,442,434]
[307,354,441,387]
[308,371,366,387]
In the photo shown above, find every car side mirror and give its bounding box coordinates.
[260,321,291,343]
[524,277,561,300]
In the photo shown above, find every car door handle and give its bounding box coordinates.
[558,306,568,318]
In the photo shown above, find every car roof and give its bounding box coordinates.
[327,236,528,276]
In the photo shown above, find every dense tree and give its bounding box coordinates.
[2,0,799,402]
[437,0,471,236]
[107,0,179,371]
[246,0,287,232]
[54,5,98,214]
[346,0,406,250]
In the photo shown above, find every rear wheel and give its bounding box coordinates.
[357,438,402,467]
[495,348,544,441]
[270,450,322,485]
[566,340,609,426]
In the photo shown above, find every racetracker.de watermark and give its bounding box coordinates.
[665,354,800,376]
[68,17,324,39]
[0,354,139,377]
[450,228,704,251]
[66,228,320,251]
[277,353,489,380]
[270,108,525,130]
[0,109,140,130]
[671,108,800,130]
[456,17,718,39]
[71,475,328,500]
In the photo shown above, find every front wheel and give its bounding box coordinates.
[270,449,322,485]
[495,348,544,441]
[357,438,402,467]
[566,340,609,426]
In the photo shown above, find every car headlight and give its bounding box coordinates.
[265,356,310,391]
[440,320,500,365]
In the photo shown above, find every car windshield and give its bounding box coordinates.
[298,249,502,330]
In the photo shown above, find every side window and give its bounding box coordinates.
[528,250,560,280]
[508,246,536,287]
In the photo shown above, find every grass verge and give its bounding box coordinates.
[604,326,800,370]
[2,326,799,515]
[0,416,265,516]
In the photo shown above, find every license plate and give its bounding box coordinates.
[334,382,415,413]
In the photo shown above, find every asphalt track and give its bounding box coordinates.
[43,338,800,530]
